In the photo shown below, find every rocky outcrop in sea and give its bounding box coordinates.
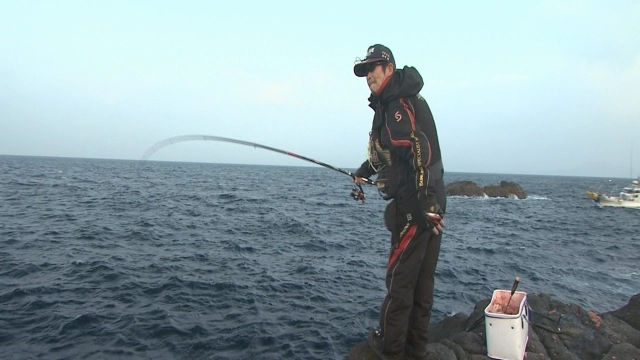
[346,292,640,360]
[446,181,528,199]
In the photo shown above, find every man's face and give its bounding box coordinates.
[366,62,392,94]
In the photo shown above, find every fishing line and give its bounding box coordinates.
[141,135,376,186]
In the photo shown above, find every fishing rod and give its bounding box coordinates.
[142,135,375,200]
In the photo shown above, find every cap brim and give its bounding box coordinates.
[353,58,384,77]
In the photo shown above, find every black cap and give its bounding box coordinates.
[353,44,395,77]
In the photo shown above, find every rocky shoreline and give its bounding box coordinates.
[446,181,528,200]
[346,292,640,360]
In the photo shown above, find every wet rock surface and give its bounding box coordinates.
[346,292,640,360]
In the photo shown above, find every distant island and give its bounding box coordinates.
[446,180,528,199]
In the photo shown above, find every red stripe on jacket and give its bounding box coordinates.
[399,98,433,167]
[400,99,417,131]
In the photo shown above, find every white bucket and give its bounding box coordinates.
[484,290,529,360]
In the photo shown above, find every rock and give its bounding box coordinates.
[345,293,640,360]
[468,356,490,360]
[427,312,468,344]
[526,325,550,358]
[445,181,485,197]
[607,293,640,331]
[424,343,457,360]
[450,331,486,356]
[344,341,460,360]
[601,313,640,348]
[345,341,382,360]
[484,181,528,199]
[440,339,468,360]
[601,343,640,360]
[524,353,552,360]
[527,293,612,360]
[445,180,528,199]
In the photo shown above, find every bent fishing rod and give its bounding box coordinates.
[142,135,375,199]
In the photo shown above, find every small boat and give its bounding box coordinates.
[587,178,640,209]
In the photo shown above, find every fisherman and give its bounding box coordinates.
[352,44,447,360]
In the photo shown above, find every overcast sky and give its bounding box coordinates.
[1,1,639,177]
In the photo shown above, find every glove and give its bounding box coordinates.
[420,193,443,226]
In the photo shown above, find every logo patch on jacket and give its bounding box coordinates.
[395,111,402,122]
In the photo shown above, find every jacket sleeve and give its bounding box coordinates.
[384,99,439,214]
[355,160,376,179]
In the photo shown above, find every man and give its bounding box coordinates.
[352,44,447,360]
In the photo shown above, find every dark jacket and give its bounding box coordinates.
[355,66,446,227]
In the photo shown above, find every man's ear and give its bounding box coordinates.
[386,63,395,74]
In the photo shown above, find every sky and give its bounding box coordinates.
[1,1,639,178]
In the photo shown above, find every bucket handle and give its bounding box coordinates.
[521,300,530,329]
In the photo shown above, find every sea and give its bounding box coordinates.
[1,155,638,360]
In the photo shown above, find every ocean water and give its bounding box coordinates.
[1,155,638,359]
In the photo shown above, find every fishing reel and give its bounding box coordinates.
[350,184,366,203]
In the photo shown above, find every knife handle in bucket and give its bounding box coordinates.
[510,277,521,295]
